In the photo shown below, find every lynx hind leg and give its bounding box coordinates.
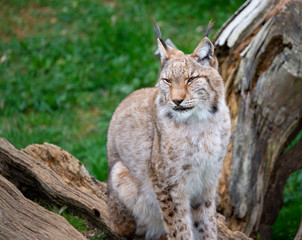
[107,188,136,237]
[107,161,139,237]
[191,191,217,240]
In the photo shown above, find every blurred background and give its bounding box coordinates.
[0,0,301,239]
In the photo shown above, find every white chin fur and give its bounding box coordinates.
[159,105,212,123]
[172,109,195,122]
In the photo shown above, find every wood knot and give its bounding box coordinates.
[93,209,100,217]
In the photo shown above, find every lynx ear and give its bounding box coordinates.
[157,38,169,60]
[192,37,217,69]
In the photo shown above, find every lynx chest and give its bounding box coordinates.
[159,119,223,195]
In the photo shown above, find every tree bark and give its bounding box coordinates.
[0,138,251,240]
[214,0,302,238]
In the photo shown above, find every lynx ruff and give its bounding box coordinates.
[106,21,231,240]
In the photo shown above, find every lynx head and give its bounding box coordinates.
[153,20,225,122]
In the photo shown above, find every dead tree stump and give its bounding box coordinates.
[214,0,302,238]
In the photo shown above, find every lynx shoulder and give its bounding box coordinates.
[106,20,231,240]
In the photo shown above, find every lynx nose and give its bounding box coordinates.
[172,99,184,106]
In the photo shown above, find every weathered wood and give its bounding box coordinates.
[214,0,302,238]
[0,138,251,240]
[0,174,87,240]
[0,138,119,240]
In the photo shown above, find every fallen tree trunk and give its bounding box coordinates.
[0,138,119,240]
[0,175,87,240]
[0,138,251,240]
[214,0,302,238]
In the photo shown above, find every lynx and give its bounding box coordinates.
[106,20,231,240]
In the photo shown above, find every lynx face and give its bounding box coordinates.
[157,37,222,122]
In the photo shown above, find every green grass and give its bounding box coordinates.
[61,209,88,233]
[47,205,105,239]
[2,0,301,239]
[271,131,302,239]
[284,130,302,153]
[271,169,302,240]
[0,0,244,180]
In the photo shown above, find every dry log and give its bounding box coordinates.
[0,138,251,240]
[0,174,87,240]
[214,0,302,238]
[0,138,119,240]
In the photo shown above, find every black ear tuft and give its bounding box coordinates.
[205,20,213,38]
[152,17,167,50]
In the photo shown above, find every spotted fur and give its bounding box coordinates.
[106,28,231,240]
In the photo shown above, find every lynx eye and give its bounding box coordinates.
[162,78,171,85]
[187,76,197,85]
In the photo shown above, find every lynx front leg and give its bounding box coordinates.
[155,186,194,240]
[191,188,217,240]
